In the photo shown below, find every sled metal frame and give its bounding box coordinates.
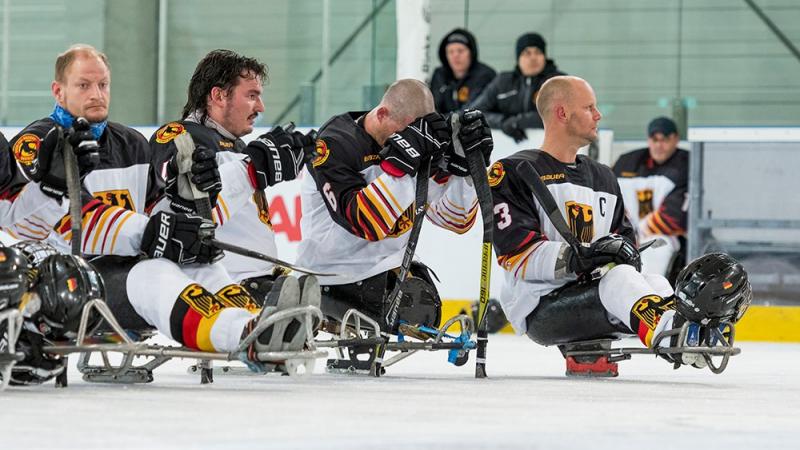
[0,308,24,391]
[42,299,326,385]
[561,320,741,375]
[316,308,476,376]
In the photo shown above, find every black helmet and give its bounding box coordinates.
[674,253,752,326]
[32,255,105,340]
[0,246,30,313]
[11,240,58,288]
[11,240,59,267]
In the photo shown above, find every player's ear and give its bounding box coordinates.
[375,106,391,123]
[209,86,226,106]
[51,81,64,105]
[555,104,568,122]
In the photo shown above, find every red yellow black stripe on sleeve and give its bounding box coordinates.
[496,231,543,278]
[56,199,139,255]
[426,194,478,234]
[645,210,684,235]
[344,177,407,241]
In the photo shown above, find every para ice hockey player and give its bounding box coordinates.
[489,76,751,375]
[7,45,310,374]
[613,116,688,279]
[149,49,317,302]
[298,79,493,332]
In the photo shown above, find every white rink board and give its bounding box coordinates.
[1,335,798,450]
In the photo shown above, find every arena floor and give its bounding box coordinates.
[2,333,798,449]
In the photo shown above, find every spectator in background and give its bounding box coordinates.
[469,32,565,143]
[428,28,496,115]
[613,117,689,281]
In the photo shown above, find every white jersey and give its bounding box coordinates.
[490,150,636,333]
[149,121,277,282]
[297,111,478,285]
[7,119,157,254]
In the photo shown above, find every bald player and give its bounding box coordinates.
[489,76,711,373]
[298,79,494,332]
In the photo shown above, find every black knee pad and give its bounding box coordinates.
[240,274,278,307]
[89,255,152,332]
[320,272,389,325]
[321,266,442,332]
[525,280,632,346]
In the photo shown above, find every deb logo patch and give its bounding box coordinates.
[155,122,186,144]
[312,139,331,168]
[179,284,224,319]
[215,284,260,313]
[487,161,505,187]
[565,201,594,243]
[13,133,41,166]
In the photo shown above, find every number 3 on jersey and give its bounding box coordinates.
[323,182,337,211]
[495,202,511,230]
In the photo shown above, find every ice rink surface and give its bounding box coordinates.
[2,334,798,449]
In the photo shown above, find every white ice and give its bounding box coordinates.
[1,334,798,449]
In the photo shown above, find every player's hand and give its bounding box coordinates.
[243,125,305,189]
[380,113,450,177]
[566,234,641,275]
[141,211,222,264]
[445,109,494,177]
[165,144,220,214]
[501,115,527,143]
[66,117,101,177]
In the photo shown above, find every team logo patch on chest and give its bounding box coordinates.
[565,201,594,243]
[155,122,186,144]
[13,133,41,166]
[637,189,653,218]
[487,162,505,187]
[94,189,135,211]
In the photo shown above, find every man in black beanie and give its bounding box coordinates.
[469,32,565,143]
[428,28,496,114]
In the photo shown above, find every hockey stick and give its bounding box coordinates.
[451,114,493,379]
[62,124,83,256]
[207,238,336,276]
[515,159,664,255]
[173,132,213,220]
[515,159,585,253]
[383,159,430,329]
[374,158,431,377]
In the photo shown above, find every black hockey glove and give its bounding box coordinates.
[8,329,65,386]
[66,117,101,177]
[380,112,450,177]
[242,125,309,190]
[565,234,641,275]
[445,109,494,177]
[141,211,222,265]
[24,119,100,201]
[165,145,221,214]
[500,114,527,143]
